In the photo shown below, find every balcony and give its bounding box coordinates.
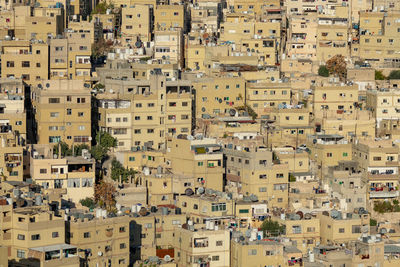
[370,188,399,198]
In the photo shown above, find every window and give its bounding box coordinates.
[135,116,140,120]
[7,61,14,67]
[31,234,40,240]
[68,178,80,188]
[17,234,25,240]
[352,225,361,233]
[129,157,135,162]
[67,109,72,115]
[259,187,267,192]
[84,232,90,238]
[212,256,219,261]
[17,250,25,258]
[327,153,333,157]
[134,129,141,134]
[22,61,30,67]
[77,98,86,103]
[276,173,284,178]
[216,241,223,246]
[147,129,154,133]
[50,112,59,117]
[52,232,59,238]
[248,249,257,255]
[198,162,203,166]
[307,227,315,232]
[182,102,188,106]
[343,152,348,157]
[120,243,126,249]
[78,112,84,117]
[211,203,226,212]
[136,103,142,108]
[147,116,153,120]
[40,169,47,174]
[148,103,154,107]
[339,228,345,233]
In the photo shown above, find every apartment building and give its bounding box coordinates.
[312,83,359,119]
[190,1,221,33]
[231,236,285,267]
[318,211,370,246]
[224,142,289,209]
[273,213,320,254]
[173,227,230,267]
[29,144,95,202]
[326,161,367,213]
[32,80,91,146]
[67,214,130,267]
[358,11,400,69]
[286,13,318,61]
[92,13,116,39]
[314,110,375,140]
[0,78,26,181]
[1,40,49,85]
[366,88,400,128]
[49,31,92,80]
[191,76,246,119]
[121,4,151,44]
[185,45,229,72]
[265,107,313,148]
[154,4,186,32]
[167,135,223,192]
[307,134,352,169]
[129,207,186,261]
[220,14,280,45]
[0,203,67,264]
[176,193,234,226]
[67,17,103,44]
[27,6,64,40]
[316,24,348,63]
[246,82,291,116]
[154,28,184,68]
[352,139,400,202]
[95,76,192,151]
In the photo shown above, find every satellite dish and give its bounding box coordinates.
[229,109,236,116]
[45,83,50,88]
[218,99,222,103]
[84,83,90,88]
[162,56,166,60]
[296,211,304,219]
[313,139,317,144]
[135,41,142,48]
[185,188,194,196]
[201,107,206,112]
[38,84,42,89]
[198,187,205,194]
[164,255,172,262]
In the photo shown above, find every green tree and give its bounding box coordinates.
[261,219,285,237]
[375,70,386,80]
[370,219,377,226]
[90,131,117,163]
[236,104,258,120]
[111,158,136,183]
[388,70,400,80]
[53,142,72,157]
[318,65,329,77]
[90,145,107,163]
[80,197,95,209]
[96,131,117,150]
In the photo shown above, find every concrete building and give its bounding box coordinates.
[67,213,130,267]
[95,76,192,151]
[223,141,289,209]
[1,40,49,86]
[29,144,95,203]
[32,80,91,146]
[167,135,223,192]
[173,227,230,267]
